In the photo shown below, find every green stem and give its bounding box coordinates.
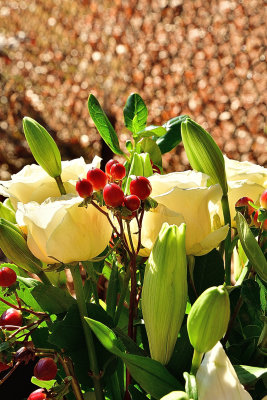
[71,266,104,400]
[55,175,66,195]
[114,268,131,326]
[190,349,203,375]
[221,194,232,285]
[235,261,252,286]
[109,371,122,400]
[37,270,52,286]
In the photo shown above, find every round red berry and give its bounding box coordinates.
[87,168,108,191]
[0,361,10,372]
[28,388,47,400]
[105,159,119,176]
[253,210,267,230]
[34,357,58,381]
[103,183,124,207]
[0,308,22,330]
[235,197,254,216]
[76,179,93,198]
[260,190,267,209]
[152,165,161,174]
[0,267,17,287]
[124,195,141,211]
[130,176,152,200]
[110,163,126,180]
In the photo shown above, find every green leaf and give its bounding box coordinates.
[123,93,148,135]
[256,276,267,314]
[106,259,119,320]
[23,117,62,178]
[234,365,267,385]
[0,202,16,223]
[190,249,225,299]
[236,212,267,282]
[88,94,124,155]
[50,304,116,388]
[140,138,162,166]
[156,115,189,154]
[31,376,57,390]
[181,118,228,195]
[128,384,149,399]
[86,318,183,399]
[31,283,75,314]
[138,125,166,138]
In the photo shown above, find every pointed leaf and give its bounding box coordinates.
[234,365,267,385]
[236,212,267,282]
[140,138,162,166]
[123,93,148,135]
[138,125,166,138]
[156,115,189,154]
[88,94,124,155]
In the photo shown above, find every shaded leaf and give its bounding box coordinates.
[234,365,267,385]
[156,115,189,154]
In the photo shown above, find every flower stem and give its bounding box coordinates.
[37,269,52,286]
[221,194,232,285]
[71,265,104,400]
[190,349,203,375]
[55,175,66,195]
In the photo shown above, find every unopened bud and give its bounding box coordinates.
[160,391,189,400]
[187,285,230,353]
[23,117,62,178]
[142,222,187,364]
[0,219,42,274]
[0,202,16,223]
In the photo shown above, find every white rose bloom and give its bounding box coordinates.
[0,156,101,209]
[224,156,267,186]
[128,171,228,256]
[16,194,112,264]
[196,342,252,400]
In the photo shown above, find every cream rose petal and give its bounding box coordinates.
[196,342,252,400]
[153,184,223,255]
[224,156,267,186]
[129,204,185,257]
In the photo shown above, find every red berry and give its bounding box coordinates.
[105,159,119,176]
[87,168,108,191]
[253,210,267,230]
[0,308,22,330]
[110,163,126,180]
[34,357,58,381]
[76,179,93,198]
[0,361,10,372]
[103,183,124,207]
[124,195,141,211]
[235,197,254,216]
[130,176,152,200]
[0,267,17,287]
[152,165,161,174]
[260,190,267,209]
[28,388,47,400]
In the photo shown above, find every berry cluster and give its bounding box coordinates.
[0,308,23,330]
[235,189,267,230]
[76,159,152,215]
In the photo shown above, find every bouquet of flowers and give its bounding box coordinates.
[0,93,266,400]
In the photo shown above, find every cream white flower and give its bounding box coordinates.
[224,156,267,186]
[222,156,267,225]
[16,194,112,264]
[130,171,228,256]
[0,156,101,209]
[196,342,252,400]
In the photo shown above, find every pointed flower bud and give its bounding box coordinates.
[196,342,252,400]
[142,222,187,364]
[0,202,16,223]
[0,219,42,274]
[181,118,228,195]
[23,117,62,178]
[187,285,230,353]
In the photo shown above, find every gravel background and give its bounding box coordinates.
[0,0,266,179]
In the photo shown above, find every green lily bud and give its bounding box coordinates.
[23,117,62,178]
[187,285,230,353]
[142,222,187,364]
[125,152,153,193]
[181,118,228,195]
[0,202,16,223]
[160,391,189,400]
[0,218,42,274]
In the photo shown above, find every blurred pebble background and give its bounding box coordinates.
[0,0,266,179]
